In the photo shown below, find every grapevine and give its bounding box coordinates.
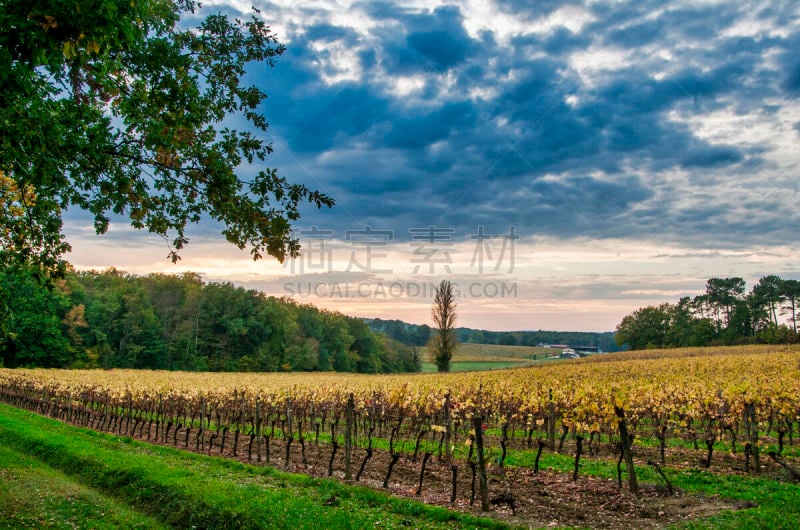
[1,344,798,509]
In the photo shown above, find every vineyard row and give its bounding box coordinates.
[2,354,799,507]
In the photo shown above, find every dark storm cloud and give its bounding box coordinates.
[233,0,800,246]
[592,61,752,118]
[777,32,800,96]
[385,102,478,149]
[436,174,655,239]
[303,23,354,42]
[281,85,387,152]
[406,30,469,72]
[376,6,479,75]
[784,61,800,93]
[493,0,565,16]
[604,19,665,48]
[681,146,743,169]
[539,29,593,55]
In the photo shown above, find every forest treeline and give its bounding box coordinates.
[366,318,619,352]
[615,275,800,350]
[456,328,618,351]
[0,266,420,373]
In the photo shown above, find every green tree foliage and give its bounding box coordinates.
[615,304,671,350]
[431,280,457,372]
[0,284,13,353]
[0,269,73,367]
[365,319,618,352]
[458,328,618,351]
[365,318,431,346]
[0,266,417,373]
[780,279,800,334]
[0,1,333,273]
[616,275,800,349]
[704,277,745,331]
[753,275,784,326]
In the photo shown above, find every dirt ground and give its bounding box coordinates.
[206,433,753,529]
[359,453,746,527]
[80,416,764,528]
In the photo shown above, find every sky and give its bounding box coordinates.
[64,0,800,332]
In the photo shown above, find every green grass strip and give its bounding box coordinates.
[0,403,508,529]
[0,444,166,529]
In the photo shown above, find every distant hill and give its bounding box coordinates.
[364,318,620,352]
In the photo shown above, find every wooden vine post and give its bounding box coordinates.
[125,392,132,435]
[444,391,457,503]
[328,418,339,477]
[444,392,453,462]
[232,390,240,456]
[345,393,354,480]
[547,388,556,451]
[198,396,206,451]
[285,399,293,469]
[472,414,490,511]
[744,402,760,473]
[156,394,164,439]
[255,397,262,463]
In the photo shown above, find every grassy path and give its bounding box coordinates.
[0,444,166,529]
[0,403,507,529]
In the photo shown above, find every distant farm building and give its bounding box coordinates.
[560,348,579,359]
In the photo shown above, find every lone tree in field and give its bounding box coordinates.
[0,1,333,275]
[431,280,457,372]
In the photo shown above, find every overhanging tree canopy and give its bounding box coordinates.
[0,0,333,273]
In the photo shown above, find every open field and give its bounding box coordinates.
[447,343,556,361]
[2,344,800,528]
[426,342,555,361]
[420,343,558,371]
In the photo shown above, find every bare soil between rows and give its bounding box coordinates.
[136,425,755,529]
